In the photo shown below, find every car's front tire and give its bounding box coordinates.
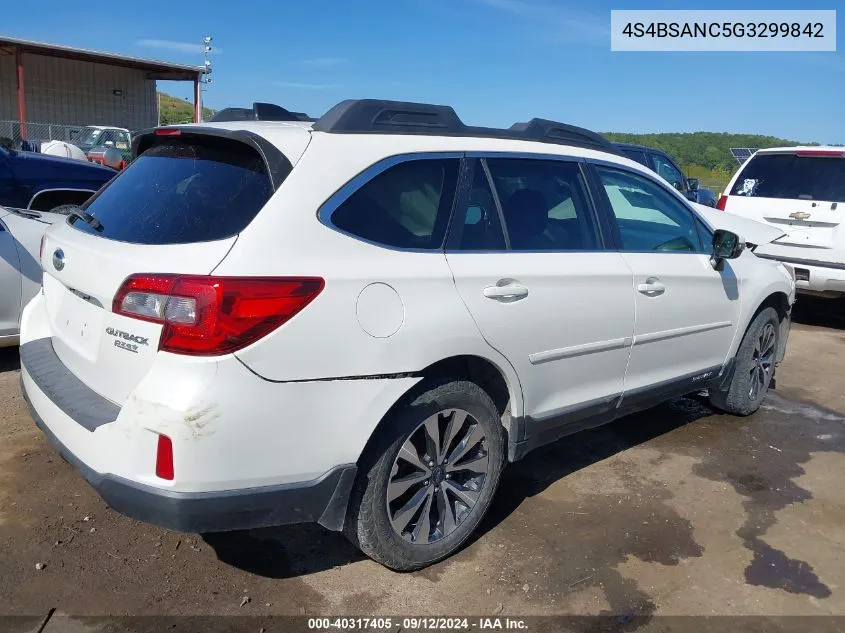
[345,379,505,571]
[710,307,780,416]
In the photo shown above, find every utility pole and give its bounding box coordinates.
[199,36,213,122]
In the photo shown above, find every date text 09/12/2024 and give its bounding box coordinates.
[307,617,529,630]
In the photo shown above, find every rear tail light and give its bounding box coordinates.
[155,434,174,480]
[716,194,728,211]
[113,274,324,356]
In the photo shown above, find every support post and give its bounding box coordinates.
[193,78,201,123]
[16,47,27,139]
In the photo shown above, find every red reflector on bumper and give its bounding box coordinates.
[156,435,174,480]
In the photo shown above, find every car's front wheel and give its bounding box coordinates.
[346,379,505,571]
[710,307,780,415]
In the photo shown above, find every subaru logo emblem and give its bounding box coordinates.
[52,248,65,271]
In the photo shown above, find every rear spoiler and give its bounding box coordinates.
[130,127,293,192]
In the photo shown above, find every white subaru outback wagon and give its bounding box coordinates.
[21,99,795,571]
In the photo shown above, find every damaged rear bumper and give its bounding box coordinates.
[22,377,356,533]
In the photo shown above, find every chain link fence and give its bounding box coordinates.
[700,180,727,193]
[0,120,88,144]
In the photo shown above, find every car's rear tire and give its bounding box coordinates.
[345,379,505,571]
[710,307,780,416]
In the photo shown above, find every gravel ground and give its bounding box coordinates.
[1,298,844,629]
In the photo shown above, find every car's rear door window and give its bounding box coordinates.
[449,161,507,251]
[731,153,845,202]
[71,136,277,244]
[485,158,599,252]
[621,149,649,167]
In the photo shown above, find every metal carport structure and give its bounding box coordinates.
[0,35,205,139]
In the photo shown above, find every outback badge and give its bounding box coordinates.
[105,327,149,354]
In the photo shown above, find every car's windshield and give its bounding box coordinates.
[74,128,102,146]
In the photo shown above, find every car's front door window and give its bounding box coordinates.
[596,167,706,253]
[650,154,685,192]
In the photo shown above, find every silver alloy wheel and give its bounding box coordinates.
[749,322,777,400]
[386,409,489,545]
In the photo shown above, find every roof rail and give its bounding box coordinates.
[508,119,617,154]
[209,102,312,123]
[311,99,620,155]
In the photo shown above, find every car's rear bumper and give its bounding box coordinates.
[21,377,357,533]
[755,254,845,296]
[19,290,419,532]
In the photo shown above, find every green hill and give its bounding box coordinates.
[603,131,812,190]
[157,92,215,125]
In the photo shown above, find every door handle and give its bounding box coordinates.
[637,277,666,297]
[483,281,529,301]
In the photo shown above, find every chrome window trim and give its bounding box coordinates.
[464,151,586,162]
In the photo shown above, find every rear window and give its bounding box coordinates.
[71,136,276,244]
[621,149,649,167]
[731,153,845,203]
[329,158,459,250]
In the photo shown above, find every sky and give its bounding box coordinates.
[5,0,845,143]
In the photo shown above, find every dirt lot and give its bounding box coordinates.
[1,299,844,627]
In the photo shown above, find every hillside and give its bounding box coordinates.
[603,131,810,190]
[157,92,215,125]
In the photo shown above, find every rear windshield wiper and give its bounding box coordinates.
[66,207,104,231]
[5,206,43,220]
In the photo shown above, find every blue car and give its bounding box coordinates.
[0,139,115,212]
[612,142,718,207]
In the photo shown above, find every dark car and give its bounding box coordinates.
[612,142,718,207]
[0,139,115,212]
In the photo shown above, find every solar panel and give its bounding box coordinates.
[730,148,758,165]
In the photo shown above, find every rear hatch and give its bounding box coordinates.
[720,149,845,255]
[40,127,299,405]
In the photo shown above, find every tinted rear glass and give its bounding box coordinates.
[731,153,845,203]
[71,136,275,244]
[621,149,649,167]
[329,158,459,250]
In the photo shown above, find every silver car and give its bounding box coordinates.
[1,207,63,347]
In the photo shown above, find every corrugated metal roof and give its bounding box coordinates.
[0,35,204,80]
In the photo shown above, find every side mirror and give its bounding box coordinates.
[687,178,700,192]
[711,229,744,270]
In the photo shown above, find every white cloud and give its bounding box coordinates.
[274,81,342,90]
[136,39,223,55]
